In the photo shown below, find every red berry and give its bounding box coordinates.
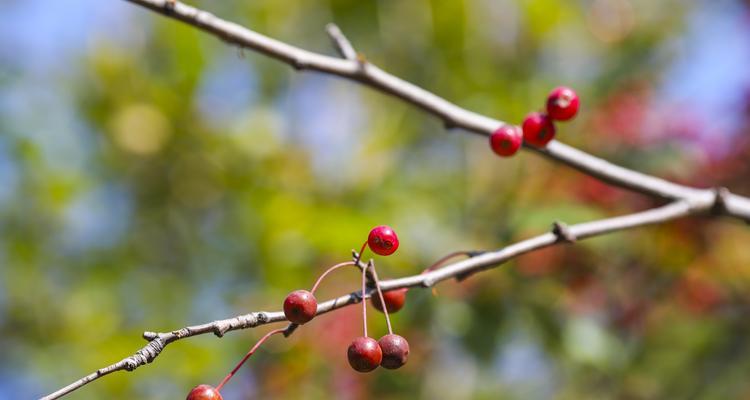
[283,290,317,324]
[367,225,399,256]
[489,125,522,157]
[371,288,408,313]
[186,384,223,400]
[546,86,580,121]
[347,336,382,372]
[522,112,556,148]
[378,334,410,369]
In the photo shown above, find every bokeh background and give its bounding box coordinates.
[2,0,750,399]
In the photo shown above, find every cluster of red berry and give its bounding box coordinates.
[489,86,580,156]
[186,226,409,399]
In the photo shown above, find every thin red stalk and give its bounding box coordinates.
[368,262,393,334]
[353,240,369,337]
[353,241,367,268]
[310,261,355,294]
[361,258,368,337]
[215,328,286,392]
[421,251,471,274]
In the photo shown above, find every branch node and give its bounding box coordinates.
[142,331,158,341]
[283,323,299,337]
[351,251,376,285]
[466,250,487,257]
[213,323,229,337]
[455,271,473,282]
[711,187,730,215]
[291,58,308,71]
[552,220,576,243]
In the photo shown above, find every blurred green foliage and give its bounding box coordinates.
[2,0,750,399]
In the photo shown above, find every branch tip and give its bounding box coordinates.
[325,23,357,60]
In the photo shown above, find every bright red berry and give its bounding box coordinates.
[546,86,580,121]
[367,225,399,256]
[489,125,522,157]
[371,288,408,314]
[378,334,410,369]
[347,336,382,372]
[522,112,556,148]
[186,384,223,400]
[283,290,317,324]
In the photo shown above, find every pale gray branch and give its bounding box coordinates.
[325,23,357,60]
[121,0,750,222]
[42,1,750,398]
[42,199,711,400]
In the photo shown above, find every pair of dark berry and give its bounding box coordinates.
[489,86,580,156]
[347,332,409,372]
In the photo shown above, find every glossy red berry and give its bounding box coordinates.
[283,290,317,324]
[522,112,556,148]
[546,86,580,121]
[489,125,522,157]
[347,336,382,372]
[371,288,408,313]
[367,225,399,256]
[186,384,223,400]
[378,334,410,369]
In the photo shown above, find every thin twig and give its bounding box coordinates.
[121,0,750,222]
[43,1,750,398]
[325,23,357,60]
[42,200,704,399]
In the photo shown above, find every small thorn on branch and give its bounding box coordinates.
[552,220,576,243]
[283,323,299,337]
[711,187,730,215]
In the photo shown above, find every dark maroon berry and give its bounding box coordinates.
[522,112,556,148]
[283,290,317,324]
[489,125,522,157]
[378,334,410,369]
[371,288,408,314]
[546,86,580,121]
[347,336,382,372]
[368,225,399,256]
[186,384,223,400]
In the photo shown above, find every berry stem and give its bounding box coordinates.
[368,261,393,334]
[361,258,369,337]
[421,251,472,274]
[215,328,286,392]
[310,261,356,294]
[353,241,368,268]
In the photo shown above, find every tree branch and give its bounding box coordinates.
[42,199,709,400]
[121,0,750,223]
[42,1,750,398]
